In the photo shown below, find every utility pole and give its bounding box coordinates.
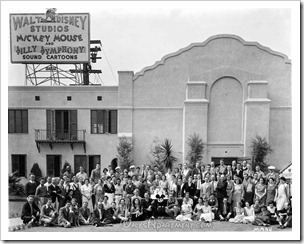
[70,40,102,85]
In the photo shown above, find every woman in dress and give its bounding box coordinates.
[242,201,255,224]
[159,175,169,194]
[80,179,93,213]
[176,197,193,221]
[252,173,259,185]
[102,195,111,210]
[232,177,244,209]
[199,199,214,222]
[70,176,82,207]
[266,178,277,205]
[192,197,204,221]
[275,177,289,211]
[104,176,115,204]
[254,178,267,205]
[94,179,105,204]
[229,201,245,223]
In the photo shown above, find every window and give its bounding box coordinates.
[35,96,40,101]
[8,110,28,133]
[97,96,102,101]
[11,155,26,177]
[67,96,72,101]
[46,110,77,140]
[74,155,88,174]
[91,110,117,134]
[46,155,61,177]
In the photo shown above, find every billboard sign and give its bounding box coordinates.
[10,9,90,63]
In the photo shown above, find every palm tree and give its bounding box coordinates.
[160,139,177,170]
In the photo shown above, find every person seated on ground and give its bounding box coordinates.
[142,192,153,219]
[151,194,167,219]
[277,202,292,229]
[21,195,40,227]
[176,197,193,221]
[79,202,92,225]
[70,198,80,227]
[165,193,180,219]
[267,201,278,225]
[229,201,245,223]
[65,189,74,204]
[131,198,145,221]
[218,197,231,221]
[92,202,106,227]
[242,201,255,224]
[40,197,58,227]
[131,189,142,207]
[192,197,204,221]
[199,199,214,223]
[58,201,74,228]
[208,193,219,220]
[115,198,130,222]
[252,204,271,227]
[102,195,111,210]
[184,192,194,207]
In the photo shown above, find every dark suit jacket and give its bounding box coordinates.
[216,180,228,199]
[192,168,201,178]
[141,198,152,209]
[92,208,104,221]
[21,201,40,221]
[235,169,244,180]
[183,183,196,198]
[218,202,231,217]
[48,184,58,203]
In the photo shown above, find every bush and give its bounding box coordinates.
[250,135,273,172]
[9,171,25,196]
[159,139,178,171]
[117,136,133,171]
[186,133,205,169]
[30,163,42,180]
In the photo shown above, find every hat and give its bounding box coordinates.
[268,166,275,170]
[130,165,135,169]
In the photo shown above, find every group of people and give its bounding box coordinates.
[21,159,292,229]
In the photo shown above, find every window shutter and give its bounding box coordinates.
[104,110,109,133]
[8,110,15,133]
[110,110,117,134]
[91,110,97,134]
[15,110,22,133]
[46,110,55,139]
[69,110,77,140]
[22,110,28,133]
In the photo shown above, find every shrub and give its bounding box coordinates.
[186,133,205,169]
[250,135,273,172]
[9,171,25,196]
[30,163,42,180]
[117,136,133,171]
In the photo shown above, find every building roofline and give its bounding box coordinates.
[133,34,291,81]
[8,85,118,92]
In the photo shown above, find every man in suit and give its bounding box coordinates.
[47,177,59,208]
[231,160,237,176]
[216,174,228,209]
[142,192,153,219]
[218,197,231,221]
[25,174,39,197]
[21,195,40,226]
[218,159,228,175]
[58,201,74,228]
[182,163,192,180]
[192,162,201,178]
[79,202,92,225]
[92,202,107,227]
[235,163,244,181]
[183,176,196,200]
[40,197,58,227]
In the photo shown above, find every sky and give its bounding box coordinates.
[1,1,293,86]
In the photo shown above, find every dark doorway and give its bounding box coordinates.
[74,155,88,174]
[211,157,238,166]
[47,155,61,177]
[89,155,100,176]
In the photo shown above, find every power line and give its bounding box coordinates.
[101,46,118,85]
